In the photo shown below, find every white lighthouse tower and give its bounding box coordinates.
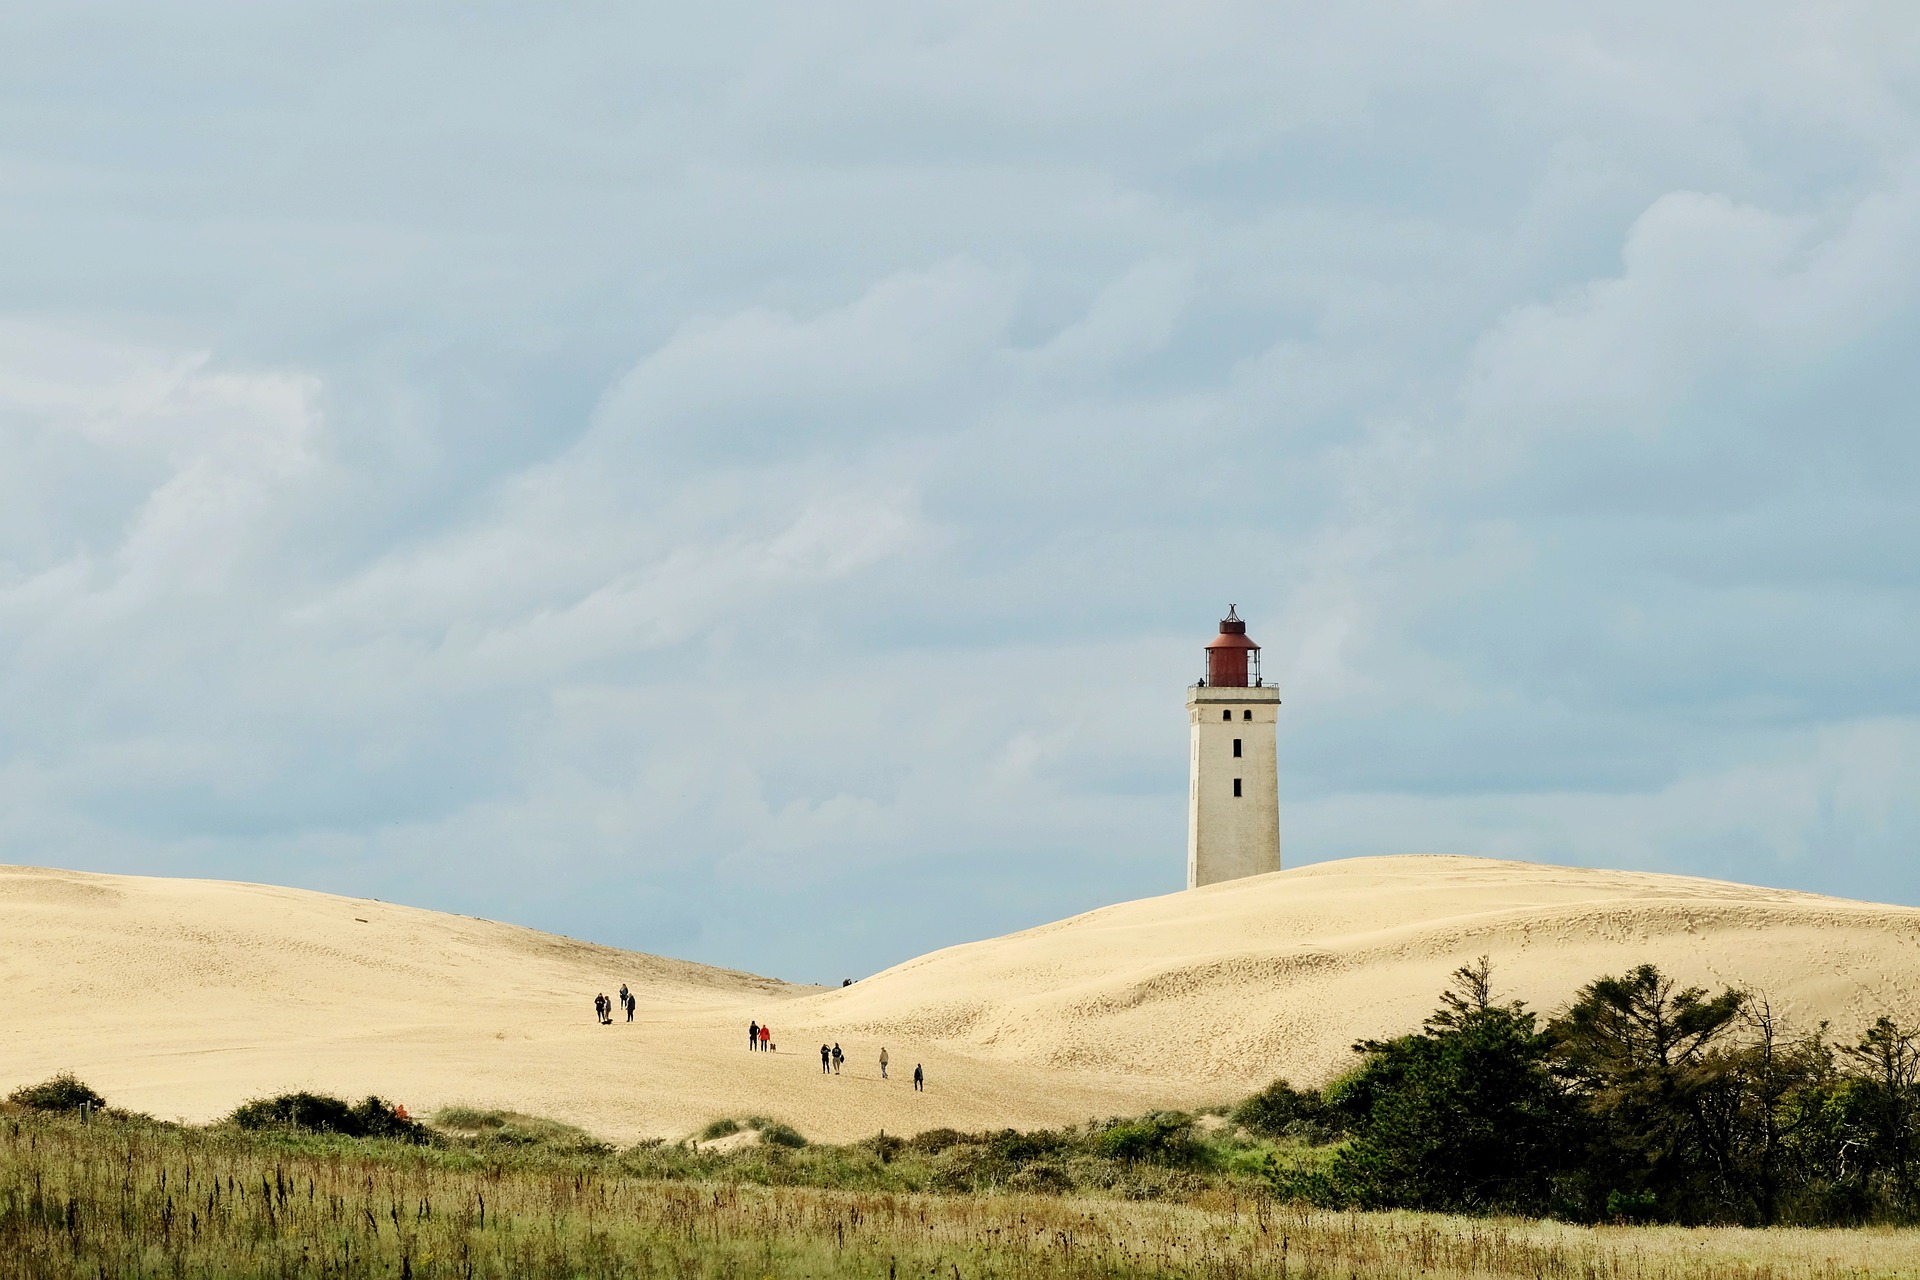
[1187,605,1281,889]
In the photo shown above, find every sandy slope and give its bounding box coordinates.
[6,856,1920,1143]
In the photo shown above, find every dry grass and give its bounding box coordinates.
[7,1111,1920,1278]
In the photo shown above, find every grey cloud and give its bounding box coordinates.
[0,3,1916,978]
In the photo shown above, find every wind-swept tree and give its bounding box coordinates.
[1704,1000,1835,1223]
[1550,964,1748,1221]
[1839,1015,1920,1214]
[1328,957,1576,1215]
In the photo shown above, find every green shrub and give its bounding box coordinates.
[229,1092,429,1143]
[699,1117,743,1140]
[8,1073,106,1113]
[1606,1188,1660,1223]
[1092,1113,1203,1165]
[433,1108,608,1155]
[757,1120,807,1149]
[1008,1162,1073,1194]
[231,1092,353,1133]
[928,1141,1000,1191]
[1234,1078,1343,1142]
[909,1127,968,1154]
[986,1127,1070,1165]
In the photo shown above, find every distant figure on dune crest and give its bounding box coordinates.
[749,1020,760,1051]
[832,1043,844,1074]
[879,1047,889,1079]
[820,1043,831,1074]
[913,1064,924,1092]
[759,1024,771,1051]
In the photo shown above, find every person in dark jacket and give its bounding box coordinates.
[913,1063,924,1092]
[750,1020,760,1051]
[831,1043,844,1074]
[820,1043,831,1074]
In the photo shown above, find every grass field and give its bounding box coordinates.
[8,1107,1920,1279]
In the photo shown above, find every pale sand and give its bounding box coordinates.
[5,855,1920,1144]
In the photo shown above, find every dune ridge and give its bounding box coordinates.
[6,856,1919,1143]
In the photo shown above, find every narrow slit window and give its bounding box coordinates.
[1233,778,1243,797]
[1233,738,1242,757]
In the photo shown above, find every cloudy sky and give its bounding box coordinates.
[2,5,1916,982]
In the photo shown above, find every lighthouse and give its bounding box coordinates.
[1187,605,1281,888]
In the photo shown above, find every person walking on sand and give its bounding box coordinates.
[820,1043,831,1074]
[759,1024,771,1052]
[594,993,608,1024]
[624,990,635,1022]
[913,1064,924,1092]
[619,982,630,1011]
[832,1043,844,1074]
[749,1020,760,1051]
[879,1047,889,1079]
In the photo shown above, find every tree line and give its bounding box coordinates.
[1242,959,1920,1226]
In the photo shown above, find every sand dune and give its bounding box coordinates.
[6,856,1920,1143]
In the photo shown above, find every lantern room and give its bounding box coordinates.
[1200,604,1262,688]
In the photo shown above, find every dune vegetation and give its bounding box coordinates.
[13,856,1920,1147]
[10,958,1920,1277]
[9,1102,1920,1280]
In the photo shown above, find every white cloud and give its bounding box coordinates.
[1464,175,1920,454]
[0,3,1916,978]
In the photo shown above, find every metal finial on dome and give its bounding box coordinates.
[1219,604,1246,636]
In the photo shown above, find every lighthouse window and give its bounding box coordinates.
[1233,738,1242,757]
[1222,709,1232,721]
[1233,778,1243,797]
[1243,709,1252,721]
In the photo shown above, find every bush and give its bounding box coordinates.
[433,1108,609,1155]
[909,1127,968,1155]
[986,1127,1070,1165]
[233,1092,354,1133]
[1606,1188,1660,1223]
[1008,1162,1073,1194]
[698,1117,743,1140]
[8,1074,106,1114]
[1233,1079,1343,1142]
[1092,1113,1203,1166]
[757,1120,807,1149]
[229,1092,429,1143]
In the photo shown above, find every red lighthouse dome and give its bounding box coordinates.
[1201,604,1261,688]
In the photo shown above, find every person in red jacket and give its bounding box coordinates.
[758,1024,771,1051]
